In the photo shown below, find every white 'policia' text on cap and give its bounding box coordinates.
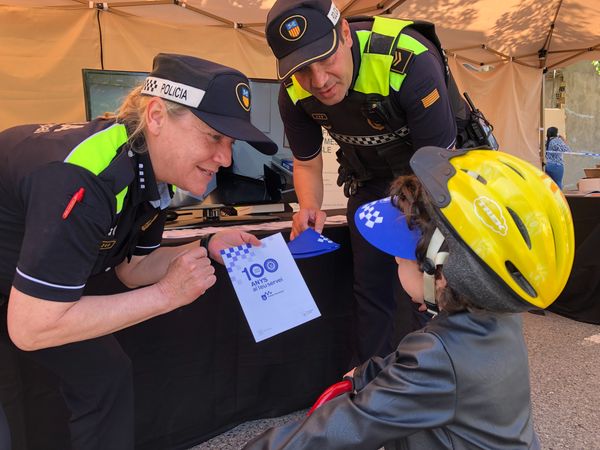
[141,76,206,108]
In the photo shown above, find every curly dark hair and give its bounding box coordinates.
[389,175,476,313]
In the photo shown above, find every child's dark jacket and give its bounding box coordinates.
[244,310,540,450]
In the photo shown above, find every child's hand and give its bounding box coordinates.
[344,367,356,378]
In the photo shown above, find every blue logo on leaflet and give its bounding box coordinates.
[264,258,279,273]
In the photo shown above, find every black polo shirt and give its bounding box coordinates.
[0,119,168,302]
[278,20,456,160]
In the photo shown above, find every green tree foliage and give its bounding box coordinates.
[593,61,600,75]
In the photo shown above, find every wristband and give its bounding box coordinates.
[199,235,212,255]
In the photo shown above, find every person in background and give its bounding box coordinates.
[243,147,574,450]
[265,0,457,364]
[0,53,277,450]
[545,126,570,189]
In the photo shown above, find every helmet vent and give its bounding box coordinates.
[461,168,487,184]
[506,207,531,249]
[501,161,525,179]
[505,261,537,298]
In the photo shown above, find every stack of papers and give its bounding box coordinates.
[287,228,341,259]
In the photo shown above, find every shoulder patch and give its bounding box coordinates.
[390,48,415,75]
[421,88,440,108]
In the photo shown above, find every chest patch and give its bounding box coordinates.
[100,240,116,251]
[311,112,329,121]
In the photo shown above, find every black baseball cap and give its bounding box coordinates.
[266,0,341,80]
[141,53,277,155]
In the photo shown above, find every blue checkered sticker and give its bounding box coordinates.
[317,235,335,244]
[357,198,387,228]
[354,196,421,260]
[221,243,255,286]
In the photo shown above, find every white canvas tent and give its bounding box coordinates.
[1,0,599,165]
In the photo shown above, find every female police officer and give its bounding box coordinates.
[0,53,277,449]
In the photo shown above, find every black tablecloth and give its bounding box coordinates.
[548,196,600,324]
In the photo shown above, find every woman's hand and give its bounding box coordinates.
[207,231,261,264]
[156,246,216,308]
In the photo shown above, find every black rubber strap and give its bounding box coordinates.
[199,235,212,255]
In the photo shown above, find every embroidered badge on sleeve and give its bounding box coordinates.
[421,88,440,108]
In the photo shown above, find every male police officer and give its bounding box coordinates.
[266,0,456,363]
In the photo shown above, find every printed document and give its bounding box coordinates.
[221,233,321,342]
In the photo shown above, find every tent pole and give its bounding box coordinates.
[236,25,265,38]
[540,71,546,169]
[547,44,600,69]
[548,45,600,55]
[538,0,564,68]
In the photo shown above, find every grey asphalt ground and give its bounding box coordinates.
[192,311,600,449]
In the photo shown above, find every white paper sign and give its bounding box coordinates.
[221,233,321,342]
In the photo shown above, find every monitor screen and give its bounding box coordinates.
[82,69,148,120]
[82,71,295,215]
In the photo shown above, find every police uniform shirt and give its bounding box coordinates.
[0,119,167,302]
[279,20,456,161]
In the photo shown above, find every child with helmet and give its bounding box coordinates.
[244,146,575,450]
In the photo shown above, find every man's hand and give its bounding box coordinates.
[207,230,261,264]
[290,208,327,240]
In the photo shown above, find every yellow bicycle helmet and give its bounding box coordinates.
[411,146,575,312]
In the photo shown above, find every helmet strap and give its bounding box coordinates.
[423,228,449,314]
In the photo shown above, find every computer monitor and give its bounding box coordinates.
[82,68,148,120]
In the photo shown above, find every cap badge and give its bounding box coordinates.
[280,15,307,41]
[236,83,251,111]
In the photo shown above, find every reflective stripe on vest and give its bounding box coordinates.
[63,123,129,214]
[286,16,428,103]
